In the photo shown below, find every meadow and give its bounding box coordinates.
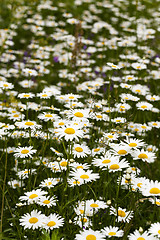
[0,0,160,239]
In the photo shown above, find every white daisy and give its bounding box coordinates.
[43,213,64,230]
[14,146,37,158]
[102,226,124,238]
[72,144,91,158]
[19,210,45,230]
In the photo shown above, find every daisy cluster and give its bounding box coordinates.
[0,0,160,239]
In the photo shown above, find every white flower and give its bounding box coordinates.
[19,210,45,230]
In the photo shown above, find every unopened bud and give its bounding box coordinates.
[139,227,143,233]
[107,200,111,205]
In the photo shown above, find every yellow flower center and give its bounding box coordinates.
[158,230,160,234]
[116,120,121,122]
[42,94,48,97]
[29,194,38,199]
[64,128,75,134]
[13,114,19,117]
[45,114,53,118]
[59,122,64,125]
[75,147,83,152]
[3,84,9,87]
[43,200,50,204]
[102,159,111,164]
[90,203,99,208]
[149,188,160,194]
[29,217,38,224]
[141,105,147,109]
[21,149,29,154]
[73,180,80,184]
[74,112,84,117]
[80,217,87,222]
[80,174,89,179]
[147,148,152,152]
[141,126,147,129]
[107,135,113,138]
[135,89,141,93]
[137,183,142,188]
[25,122,34,126]
[60,161,67,167]
[138,153,148,159]
[156,202,160,205]
[47,221,56,227]
[23,94,30,97]
[118,210,126,217]
[153,123,157,126]
[151,97,155,100]
[96,115,102,118]
[94,148,100,152]
[118,150,127,155]
[69,96,74,99]
[110,164,120,170]
[77,166,83,169]
[129,143,137,147]
[108,232,116,236]
[137,238,145,240]
[86,235,96,240]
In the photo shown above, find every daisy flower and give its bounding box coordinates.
[92,153,119,169]
[15,120,41,129]
[102,226,124,238]
[75,229,105,240]
[110,144,130,157]
[38,196,56,208]
[148,121,160,128]
[38,112,60,122]
[0,81,14,90]
[8,179,24,189]
[86,199,108,211]
[149,222,160,238]
[131,62,147,70]
[103,132,119,142]
[67,108,90,121]
[55,123,84,141]
[19,79,35,88]
[18,92,35,99]
[43,213,64,230]
[19,189,47,204]
[128,230,154,240]
[110,206,133,223]
[72,144,91,158]
[107,62,121,69]
[17,169,36,179]
[74,215,90,228]
[70,169,99,184]
[19,210,45,230]
[91,147,104,156]
[140,180,160,197]
[39,178,59,188]
[108,158,130,172]
[122,137,145,149]
[136,101,153,111]
[70,162,90,171]
[131,149,156,163]
[67,178,84,187]
[22,68,38,76]
[146,94,160,101]
[9,113,25,121]
[111,117,126,124]
[37,92,52,99]
[14,146,37,158]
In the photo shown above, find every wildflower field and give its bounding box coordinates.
[0,0,160,239]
